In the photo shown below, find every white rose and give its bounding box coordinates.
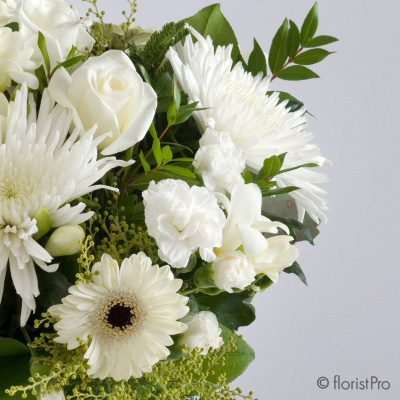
[179,311,223,355]
[18,0,94,69]
[212,250,256,293]
[217,183,298,282]
[143,179,226,268]
[0,27,38,91]
[49,50,157,155]
[193,123,246,193]
[0,0,17,27]
[45,225,85,257]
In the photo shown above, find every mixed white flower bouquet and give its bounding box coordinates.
[0,0,337,398]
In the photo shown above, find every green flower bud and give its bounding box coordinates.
[45,225,85,257]
[193,265,215,289]
[33,208,52,240]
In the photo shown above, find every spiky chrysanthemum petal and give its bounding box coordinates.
[0,85,132,325]
[167,28,329,223]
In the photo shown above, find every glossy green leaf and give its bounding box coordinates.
[163,165,196,178]
[172,77,181,111]
[38,32,51,74]
[35,65,48,90]
[154,71,172,97]
[51,56,86,76]
[139,151,150,173]
[247,38,267,77]
[301,2,318,46]
[294,48,333,65]
[268,91,305,113]
[137,64,152,86]
[186,4,240,60]
[149,122,157,140]
[208,325,255,383]
[268,18,289,74]
[193,265,215,289]
[263,155,282,180]
[287,20,300,60]
[152,138,162,166]
[167,101,177,125]
[4,22,18,32]
[278,65,319,80]
[261,186,300,196]
[197,291,255,330]
[305,35,338,48]
[284,261,308,285]
[0,338,34,400]
[242,169,253,184]
[278,162,319,175]
[161,145,173,163]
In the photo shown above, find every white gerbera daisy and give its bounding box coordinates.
[166,28,329,223]
[0,85,131,326]
[49,253,189,381]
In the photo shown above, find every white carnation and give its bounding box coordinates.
[179,311,223,354]
[212,251,256,293]
[193,123,246,193]
[143,179,226,269]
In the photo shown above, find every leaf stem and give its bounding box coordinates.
[270,47,303,82]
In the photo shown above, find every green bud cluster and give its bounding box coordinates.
[8,332,255,399]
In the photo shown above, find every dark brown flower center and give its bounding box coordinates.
[106,304,134,329]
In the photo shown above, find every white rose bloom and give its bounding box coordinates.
[49,50,157,155]
[179,311,223,355]
[212,251,256,293]
[143,179,226,269]
[17,0,94,70]
[0,0,17,27]
[193,122,246,193]
[0,27,38,91]
[45,225,85,257]
[217,183,299,283]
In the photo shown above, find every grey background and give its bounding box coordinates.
[69,0,400,398]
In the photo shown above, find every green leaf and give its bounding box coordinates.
[161,145,173,163]
[153,71,172,97]
[137,64,152,86]
[0,338,34,400]
[51,56,86,76]
[152,138,162,166]
[268,18,289,75]
[35,65,48,91]
[263,155,282,180]
[305,35,338,48]
[196,291,255,330]
[294,48,333,65]
[278,65,319,80]
[287,20,300,60]
[278,162,319,175]
[284,261,308,285]
[247,38,267,77]
[36,269,71,313]
[149,123,158,140]
[242,169,253,184]
[172,77,181,111]
[301,2,318,46]
[193,265,215,289]
[163,165,197,179]
[256,181,276,189]
[261,186,300,197]
[4,22,19,32]
[208,325,255,383]
[175,102,201,125]
[269,91,305,113]
[130,170,199,191]
[139,151,150,173]
[186,4,240,60]
[167,101,177,125]
[38,32,51,74]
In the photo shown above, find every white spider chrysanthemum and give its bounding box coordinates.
[49,253,189,381]
[0,85,132,326]
[166,29,329,223]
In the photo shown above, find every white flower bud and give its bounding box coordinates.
[212,251,256,293]
[45,225,85,257]
[179,311,223,355]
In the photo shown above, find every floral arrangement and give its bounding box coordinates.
[0,0,337,399]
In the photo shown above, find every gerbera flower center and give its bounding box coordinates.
[96,295,144,339]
